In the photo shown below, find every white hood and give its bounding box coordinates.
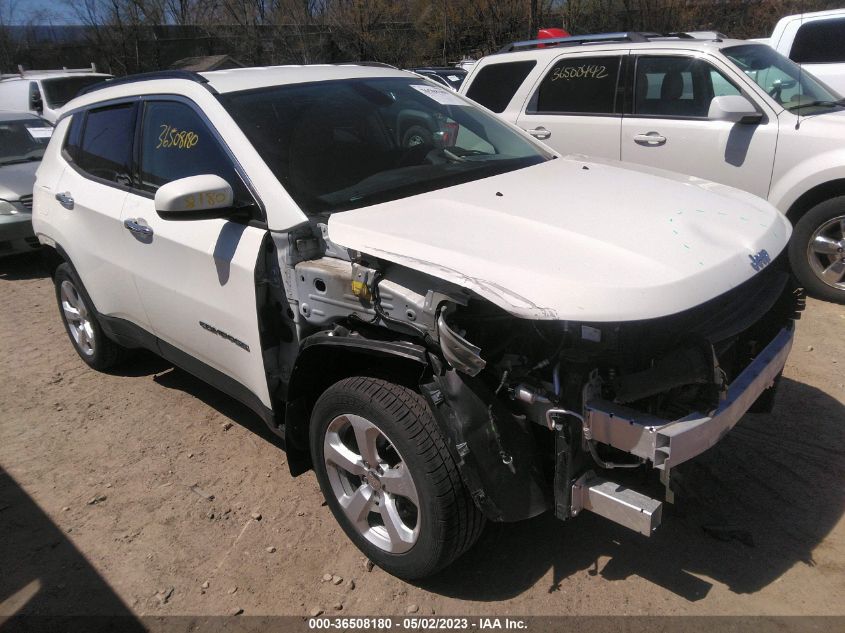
[328,157,791,322]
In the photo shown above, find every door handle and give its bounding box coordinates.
[633,132,667,146]
[55,192,74,210]
[123,218,153,238]
[527,127,552,140]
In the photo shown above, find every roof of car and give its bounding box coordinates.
[0,111,42,122]
[486,35,755,62]
[199,64,412,93]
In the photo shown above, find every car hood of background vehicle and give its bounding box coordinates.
[0,161,38,201]
[328,157,791,322]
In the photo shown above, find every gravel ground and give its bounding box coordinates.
[1,251,843,619]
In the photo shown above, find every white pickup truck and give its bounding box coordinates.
[760,9,845,95]
[33,65,801,579]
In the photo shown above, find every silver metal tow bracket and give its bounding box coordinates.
[571,471,663,536]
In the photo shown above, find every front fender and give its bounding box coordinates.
[283,333,431,475]
[769,148,845,214]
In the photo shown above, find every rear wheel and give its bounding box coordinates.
[789,197,845,304]
[54,263,126,370]
[310,377,484,579]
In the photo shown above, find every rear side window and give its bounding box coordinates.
[531,56,621,114]
[75,103,136,185]
[138,101,248,202]
[64,113,84,162]
[466,61,536,113]
[790,18,845,64]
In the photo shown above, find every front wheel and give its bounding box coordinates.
[310,377,484,579]
[789,197,845,304]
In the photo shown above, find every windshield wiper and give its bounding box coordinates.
[0,158,37,166]
[787,98,845,111]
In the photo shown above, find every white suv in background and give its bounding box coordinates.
[460,32,845,303]
[33,65,800,579]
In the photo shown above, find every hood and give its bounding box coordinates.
[0,161,38,201]
[328,157,791,322]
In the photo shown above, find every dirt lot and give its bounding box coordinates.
[1,251,844,620]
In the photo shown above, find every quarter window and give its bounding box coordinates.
[634,57,741,118]
[466,61,536,113]
[138,101,247,201]
[790,18,845,64]
[531,56,621,114]
[75,103,136,185]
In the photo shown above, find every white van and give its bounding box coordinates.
[0,66,112,123]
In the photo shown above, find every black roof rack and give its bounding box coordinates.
[497,31,720,54]
[77,70,213,96]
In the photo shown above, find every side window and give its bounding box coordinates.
[466,61,536,113]
[530,56,621,115]
[138,101,248,203]
[710,69,742,97]
[76,103,136,185]
[790,18,845,64]
[634,57,741,118]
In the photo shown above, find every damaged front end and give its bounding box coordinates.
[284,230,802,536]
[420,256,803,534]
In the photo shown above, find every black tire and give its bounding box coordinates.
[310,377,484,580]
[788,197,845,304]
[401,124,433,149]
[54,262,126,370]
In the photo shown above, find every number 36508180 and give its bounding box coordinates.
[157,124,199,149]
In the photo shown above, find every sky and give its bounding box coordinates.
[7,0,78,25]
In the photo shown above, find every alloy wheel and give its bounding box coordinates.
[323,414,420,554]
[60,280,95,357]
[807,214,845,291]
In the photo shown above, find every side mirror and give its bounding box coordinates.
[708,95,762,124]
[154,174,235,220]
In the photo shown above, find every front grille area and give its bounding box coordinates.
[18,195,33,211]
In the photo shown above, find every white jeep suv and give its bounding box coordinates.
[460,32,845,303]
[33,65,801,579]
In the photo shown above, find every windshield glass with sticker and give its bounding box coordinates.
[221,77,551,215]
[0,118,53,165]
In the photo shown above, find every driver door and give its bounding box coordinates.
[120,98,272,411]
[620,53,778,199]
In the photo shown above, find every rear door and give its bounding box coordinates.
[52,102,149,327]
[120,98,271,411]
[515,51,626,159]
[620,52,778,199]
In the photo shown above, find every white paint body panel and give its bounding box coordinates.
[121,192,271,408]
[329,158,791,322]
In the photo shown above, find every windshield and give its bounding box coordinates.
[221,77,551,215]
[41,76,110,108]
[0,118,53,165]
[723,44,843,114]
